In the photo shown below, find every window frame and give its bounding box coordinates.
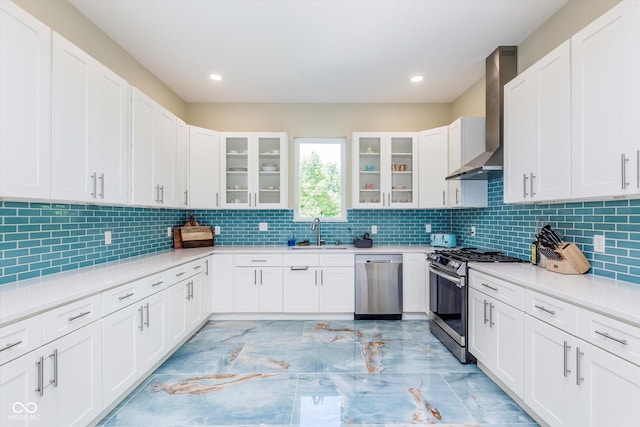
[293,137,347,222]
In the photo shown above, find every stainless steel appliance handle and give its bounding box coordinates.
[99,173,105,199]
[35,356,44,396]
[595,330,628,345]
[49,349,58,387]
[576,347,584,385]
[139,306,144,331]
[428,266,463,286]
[523,173,528,198]
[530,173,536,197]
[91,172,97,198]
[0,340,22,352]
[563,341,572,377]
[67,311,91,322]
[534,305,555,316]
[489,302,495,327]
[367,260,392,263]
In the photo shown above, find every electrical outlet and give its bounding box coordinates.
[259,222,268,231]
[470,226,476,237]
[594,234,605,253]
[104,231,112,245]
[425,224,432,233]
[214,226,221,235]
[167,227,172,237]
[371,225,378,234]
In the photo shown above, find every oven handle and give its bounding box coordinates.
[428,266,464,287]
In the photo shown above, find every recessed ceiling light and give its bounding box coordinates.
[410,75,424,83]
[209,74,222,81]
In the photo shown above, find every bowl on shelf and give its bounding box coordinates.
[262,163,277,172]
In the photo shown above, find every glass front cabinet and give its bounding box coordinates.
[220,132,287,209]
[352,132,418,209]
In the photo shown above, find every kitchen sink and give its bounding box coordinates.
[289,245,349,250]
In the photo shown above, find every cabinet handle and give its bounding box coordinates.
[152,280,164,287]
[216,192,219,207]
[155,185,160,203]
[523,173,528,198]
[481,283,498,292]
[442,190,446,206]
[184,190,188,206]
[260,269,263,285]
[637,150,639,188]
[254,193,257,206]
[0,340,22,352]
[576,347,584,386]
[190,281,194,299]
[483,300,488,324]
[455,188,460,205]
[315,269,318,286]
[49,349,58,387]
[622,154,629,190]
[139,306,144,331]
[35,356,44,396]
[291,266,309,271]
[193,265,202,270]
[144,303,150,327]
[530,173,536,197]
[251,259,267,263]
[563,341,572,377]
[595,330,628,345]
[118,292,134,301]
[321,270,324,285]
[160,185,165,204]
[249,192,252,207]
[489,302,495,327]
[91,172,97,198]
[99,173,105,199]
[175,271,185,277]
[205,259,209,275]
[534,304,555,316]
[254,269,257,285]
[67,311,91,322]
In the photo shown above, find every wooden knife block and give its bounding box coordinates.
[545,242,590,274]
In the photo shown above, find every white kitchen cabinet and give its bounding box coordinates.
[189,126,221,209]
[167,269,205,348]
[352,132,418,208]
[234,267,283,312]
[175,119,189,208]
[283,265,318,312]
[0,320,102,427]
[0,1,51,200]
[504,40,571,204]
[132,88,179,207]
[402,253,427,313]
[211,254,234,313]
[571,0,640,199]
[220,132,288,209]
[447,117,487,208]
[51,33,131,205]
[419,127,449,208]
[317,265,354,313]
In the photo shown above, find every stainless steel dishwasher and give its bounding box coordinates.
[355,254,403,320]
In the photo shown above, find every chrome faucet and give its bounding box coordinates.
[311,217,325,246]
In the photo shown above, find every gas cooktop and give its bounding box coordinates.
[434,248,525,263]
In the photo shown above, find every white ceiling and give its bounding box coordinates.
[69,0,567,104]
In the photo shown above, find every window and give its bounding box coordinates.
[294,137,346,222]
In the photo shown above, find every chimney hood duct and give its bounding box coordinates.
[447,46,517,180]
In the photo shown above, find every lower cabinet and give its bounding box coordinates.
[402,252,427,313]
[283,266,354,313]
[167,272,204,348]
[0,320,102,427]
[211,254,234,313]
[234,267,283,312]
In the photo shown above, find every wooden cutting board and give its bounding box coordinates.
[176,226,214,248]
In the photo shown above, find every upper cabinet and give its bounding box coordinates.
[352,132,418,209]
[220,132,288,209]
[0,2,51,200]
[447,117,487,208]
[419,127,449,208]
[504,40,571,204]
[51,33,130,204]
[175,119,189,208]
[189,126,220,209]
[571,0,640,199]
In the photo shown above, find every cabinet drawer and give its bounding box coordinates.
[320,253,355,267]
[0,315,42,365]
[102,281,139,315]
[234,254,283,267]
[168,263,191,283]
[577,308,640,367]
[469,270,524,310]
[283,253,319,267]
[42,293,102,343]
[137,272,168,298]
[190,258,208,275]
[525,290,577,335]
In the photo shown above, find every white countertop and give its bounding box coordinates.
[210,244,434,254]
[470,262,640,328]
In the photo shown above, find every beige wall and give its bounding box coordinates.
[14,0,187,119]
[450,76,486,119]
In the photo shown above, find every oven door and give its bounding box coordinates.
[428,265,467,346]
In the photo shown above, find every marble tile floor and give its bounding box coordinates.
[97,320,538,427]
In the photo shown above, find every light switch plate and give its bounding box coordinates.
[104,231,112,245]
[214,226,221,235]
[259,222,268,231]
[470,226,476,237]
[425,224,431,233]
[371,225,378,234]
[167,227,172,237]
[594,234,605,253]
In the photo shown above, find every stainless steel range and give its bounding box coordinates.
[427,248,524,363]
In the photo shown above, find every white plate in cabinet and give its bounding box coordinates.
[525,290,577,335]
[469,270,524,309]
[42,293,102,343]
[577,308,640,367]
[0,315,42,365]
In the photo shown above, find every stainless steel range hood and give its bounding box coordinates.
[447,46,517,180]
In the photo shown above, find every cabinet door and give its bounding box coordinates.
[419,127,448,208]
[283,267,318,312]
[0,351,43,426]
[571,0,639,199]
[255,133,287,208]
[402,253,426,313]
[220,134,250,208]
[102,304,139,406]
[201,257,213,320]
[258,267,283,312]
[51,33,93,202]
[493,299,524,398]
[0,1,51,200]
[154,106,176,206]
[167,281,188,347]
[577,340,640,427]
[46,321,102,427]
[211,254,234,313]
[186,274,203,330]
[353,133,384,208]
[233,268,260,312]
[175,119,189,208]
[388,133,418,208]
[524,315,574,427]
[468,288,493,363]
[319,267,354,313]
[131,88,157,206]
[139,292,166,368]
[189,126,220,208]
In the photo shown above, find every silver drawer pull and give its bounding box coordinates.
[534,305,556,316]
[175,272,185,277]
[67,311,91,322]
[193,265,202,270]
[595,330,628,345]
[152,281,164,287]
[481,283,498,292]
[0,340,23,352]
[251,259,267,263]
[118,292,134,300]
[291,266,309,271]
